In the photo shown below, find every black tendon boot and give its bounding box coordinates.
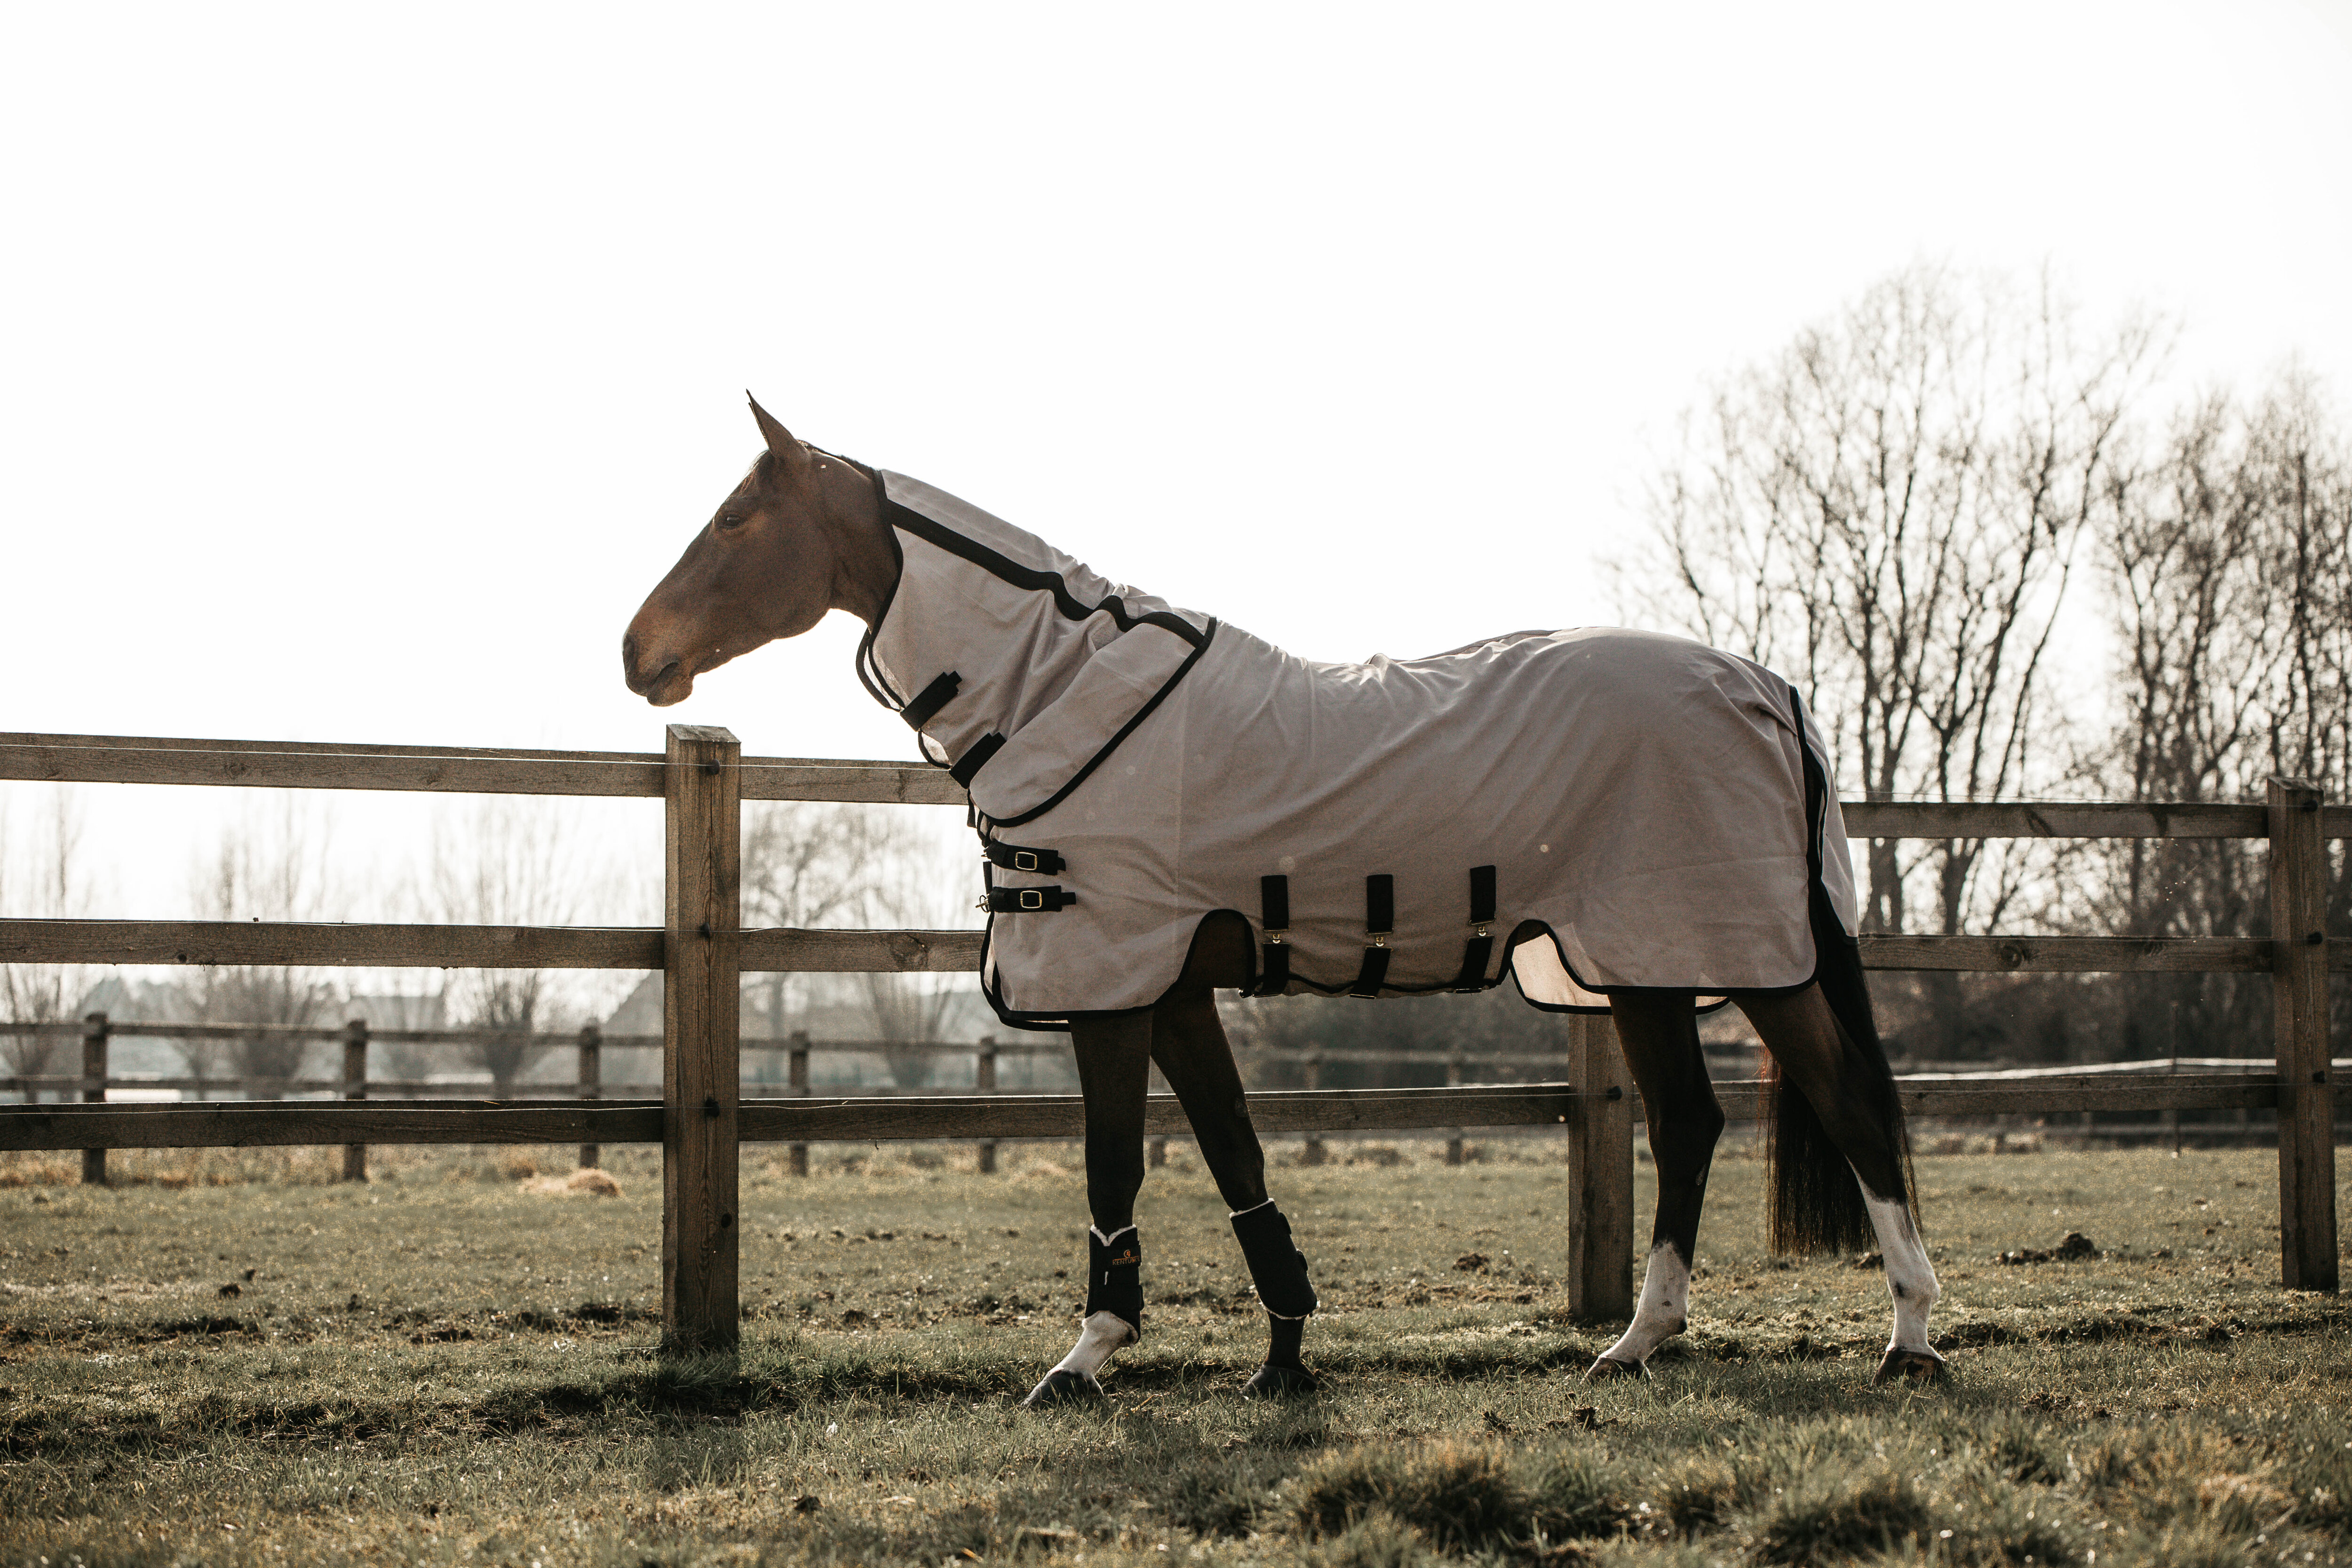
[1231,1202,1320,1396]
[1021,1226,1143,1408]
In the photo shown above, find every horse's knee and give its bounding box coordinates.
[1650,1099,1725,1178]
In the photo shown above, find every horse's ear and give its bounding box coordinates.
[747,393,811,482]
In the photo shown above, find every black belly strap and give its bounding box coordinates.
[1349,874,1394,997]
[1452,864,1499,991]
[1253,874,1291,996]
[987,885,1077,912]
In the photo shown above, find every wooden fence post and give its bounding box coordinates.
[663,723,742,1354]
[1446,1050,1467,1166]
[1301,1051,1327,1165]
[787,1029,810,1178]
[2269,777,2338,1292]
[341,1018,369,1182]
[80,1012,108,1186]
[976,1036,999,1173]
[1566,1011,1634,1323]
[577,1023,601,1170]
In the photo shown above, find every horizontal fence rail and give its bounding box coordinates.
[0,728,2340,1332]
[0,1072,2301,1154]
[9,733,2350,835]
[2,921,2341,976]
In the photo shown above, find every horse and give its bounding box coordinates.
[621,397,1947,1401]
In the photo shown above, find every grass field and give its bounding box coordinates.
[2,1134,2348,1566]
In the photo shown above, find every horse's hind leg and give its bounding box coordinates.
[1022,1010,1152,1409]
[1585,988,1724,1381]
[1739,984,1944,1383]
[1149,984,1320,1396]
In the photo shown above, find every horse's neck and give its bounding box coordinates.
[814,454,899,627]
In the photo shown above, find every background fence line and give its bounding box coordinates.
[0,727,2341,1344]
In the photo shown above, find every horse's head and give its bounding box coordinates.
[622,398,887,706]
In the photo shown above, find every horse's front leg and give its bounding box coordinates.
[1586,988,1724,1381]
[1021,1010,1152,1408]
[1148,983,1320,1396]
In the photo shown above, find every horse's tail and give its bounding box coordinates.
[1764,892,1915,1255]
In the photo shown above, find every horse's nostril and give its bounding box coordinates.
[622,631,641,671]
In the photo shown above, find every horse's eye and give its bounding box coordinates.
[715,511,748,532]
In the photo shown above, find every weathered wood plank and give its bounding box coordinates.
[663,724,742,1354]
[1859,934,2272,973]
[1710,1075,2283,1121]
[0,919,663,969]
[1841,800,2271,840]
[0,733,967,805]
[738,759,966,805]
[739,928,985,973]
[2270,780,2338,1292]
[0,732,667,797]
[0,1100,667,1150]
[0,1075,2288,1151]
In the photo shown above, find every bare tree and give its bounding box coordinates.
[0,791,95,1097]
[2099,372,2351,1056]
[180,797,342,1092]
[426,798,617,1096]
[1618,266,2165,1055]
[740,801,973,1086]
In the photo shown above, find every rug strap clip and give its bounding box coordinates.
[1450,864,1499,992]
[1349,874,1394,997]
[981,840,1066,876]
[1253,874,1292,996]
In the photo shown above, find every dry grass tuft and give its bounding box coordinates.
[520,1167,623,1198]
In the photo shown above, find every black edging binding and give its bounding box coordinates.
[980,620,1217,827]
[882,493,1207,649]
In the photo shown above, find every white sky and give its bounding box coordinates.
[4,0,2350,923]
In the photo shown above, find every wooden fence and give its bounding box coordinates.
[0,728,2343,1351]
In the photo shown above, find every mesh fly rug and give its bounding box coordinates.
[856,471,1862,1030]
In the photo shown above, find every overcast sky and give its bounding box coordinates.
[5,1,2350,919]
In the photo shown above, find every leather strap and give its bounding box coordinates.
[899,670,961,731]
[1254,874,1291,996]
[1452,864,1498,991]
[949,732,1005,788]
[1349,874,1394,997]
[987,884,1077,913]
[982,840,1066,876]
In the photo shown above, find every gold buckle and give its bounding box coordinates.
[1018,888,1045,911]
[1012,849,1040,872]
[1469,923,1491,938]
[1264,928,1288,946]
[1368,931,1390,949]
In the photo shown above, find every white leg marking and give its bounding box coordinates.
[1859,1186,1939,1353]
[1599,1241,1691,1368]
[1049,1311,1135,1380]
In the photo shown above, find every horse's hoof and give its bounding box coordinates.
[1873,1346,1948,1385]
[1242,1361,1320,1398]
[1021,1369,1107,1408]
[1581,1355,1647,1384]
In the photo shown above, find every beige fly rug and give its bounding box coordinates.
[854,470,1860,1029]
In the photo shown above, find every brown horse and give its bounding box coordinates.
[624,398,1946,1401]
